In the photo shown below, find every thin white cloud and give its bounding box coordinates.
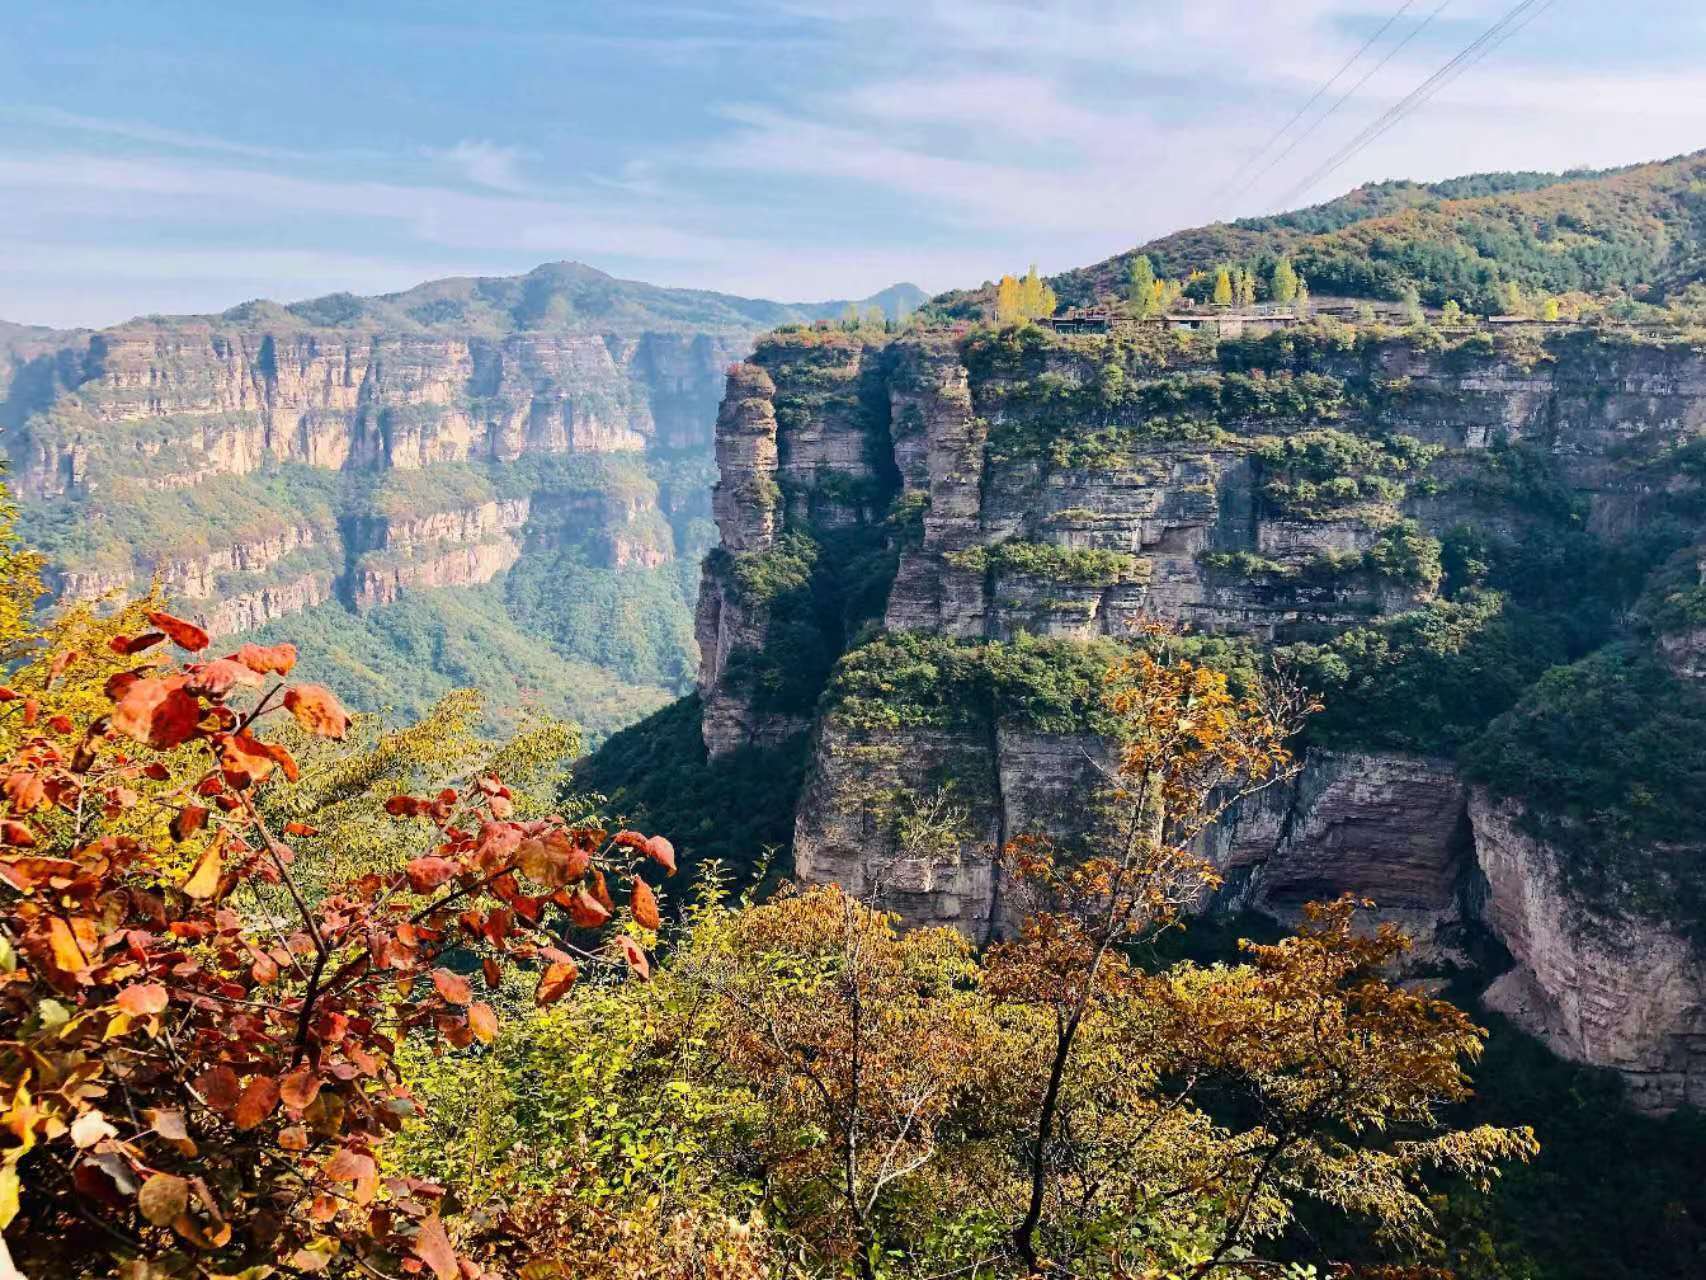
[437,140,534,194]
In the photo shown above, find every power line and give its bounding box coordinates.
[1232,0,1452,208]
[1288,0,1556,204]
[1207,0,1419,207]
[1271,0,1546,210]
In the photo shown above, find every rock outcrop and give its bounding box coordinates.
[694,323,1706,1110]
[1472,791,1706,1112]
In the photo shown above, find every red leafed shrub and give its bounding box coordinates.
[0,612,672,1279]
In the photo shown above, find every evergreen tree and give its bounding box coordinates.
[1128,255,1157,317]
[1441,299,1465,326]
[1237,267,1257,308]
[1294,276,1311,318]
[1272,257,1299,305]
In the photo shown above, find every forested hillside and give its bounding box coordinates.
[931,151,1706,317]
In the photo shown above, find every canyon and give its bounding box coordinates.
[0,264,923,729]
[693,321,1706,1111]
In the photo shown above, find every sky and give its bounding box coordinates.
[3,0,1706,328]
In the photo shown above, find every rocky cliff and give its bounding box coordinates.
[694,319,1706,1109]
[4,265,923,648]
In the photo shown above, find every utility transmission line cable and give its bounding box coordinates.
[1272,0,1544,209]
[1295,0,1554,199]
[1208,0,1418,205]
[1234,0,1451,206]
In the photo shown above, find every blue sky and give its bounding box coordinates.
[4,0,1706,327]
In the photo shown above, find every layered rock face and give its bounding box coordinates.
[695,324,1706,1109]
[7,318,741,638]
[11,324,743,499]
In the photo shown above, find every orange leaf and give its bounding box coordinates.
[468,1002,498,1044]
[278,1124,310,1151]
[279,1067,321,1110]
[111,676,203,751]
[146,610,211,653]
[630,879,661,931]
[322,1146,375,1184]
[171,805,209,842]
[283,685,349,740]
[0,821,37,848]
[406,856,457,894]
[219,731,278,786]
[109,632,165,656]
[234,641,297,676]
[284,821,319,837]
[4,772,46,815]
[431,967,472,1006]
[181,839,224,900]
[413,1211,459,1280]
[534,960,578,1006]
[232,1075,280,1130]
[115,982,168,1016]
[47,916,94,975]
[185,657,262,698]
[565,888,611,929]
[617,935,650,980]
[643,835,677,874]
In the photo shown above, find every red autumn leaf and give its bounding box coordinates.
[482,956,502,989]
[0,856,72,889]
[565,888,611,929]
[232,1075,281,1130]
[171,805,209,842]
[431,967,472,1006]
[283,821,319,837]
[644,835,677,874]
[617,934,651,980]
[0,688,12,702]
[282,685,349,740]
[322,1146,375,1184]
[534,959,578,1006]
[111,676,203,750]
[234,641,297,676]
[611,829,648,853]
[114,982,169,1016]
[46,714,72,734]
[279,1067,321,1110]
[109,632,166,656]
[147,610,211,653]
[589,868,616,913]
[468,1002,498,1044]
[219,730,279,786]
[251,951,280,985]
[278,1124,310,1152]
[194,1065,242,1111]
[20,699,36,728]
[1,820,37,848]
[4,772,46,815]
[385,795,424,818]
[413,1211,459,1280]
[260,739,299,782]
[185,657,262,698]
[406,856,458,894]
[630,879,661,931]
